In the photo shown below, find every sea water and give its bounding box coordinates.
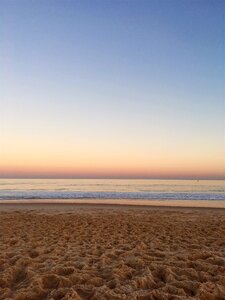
[0,179,225,201]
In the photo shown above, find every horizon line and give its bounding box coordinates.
[0,176,224,181]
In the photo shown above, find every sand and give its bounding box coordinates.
[0,204,225,299]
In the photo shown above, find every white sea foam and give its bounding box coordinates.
[0,190,225,200]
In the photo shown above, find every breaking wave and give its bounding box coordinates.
[0,190,225,200]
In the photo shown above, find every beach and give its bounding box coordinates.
[0,203,225,299]
[1,0,225,298]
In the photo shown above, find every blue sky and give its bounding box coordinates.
[1,0,225,178]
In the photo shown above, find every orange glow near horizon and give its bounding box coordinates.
[1,152,225,179]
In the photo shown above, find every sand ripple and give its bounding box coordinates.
[0,207,225,299]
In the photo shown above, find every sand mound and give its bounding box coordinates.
[0,207,225,299]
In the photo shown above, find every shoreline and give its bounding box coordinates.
[1,198,225,209]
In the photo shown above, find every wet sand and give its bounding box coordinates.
[0,204,225,299]
[1,198,225,208]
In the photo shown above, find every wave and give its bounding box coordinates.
[0,190,225,200]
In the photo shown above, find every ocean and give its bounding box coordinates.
[0,179,225,201]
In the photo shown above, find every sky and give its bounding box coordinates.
[0,0,225,179]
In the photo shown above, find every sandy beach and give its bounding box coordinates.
[0,204,225,299]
